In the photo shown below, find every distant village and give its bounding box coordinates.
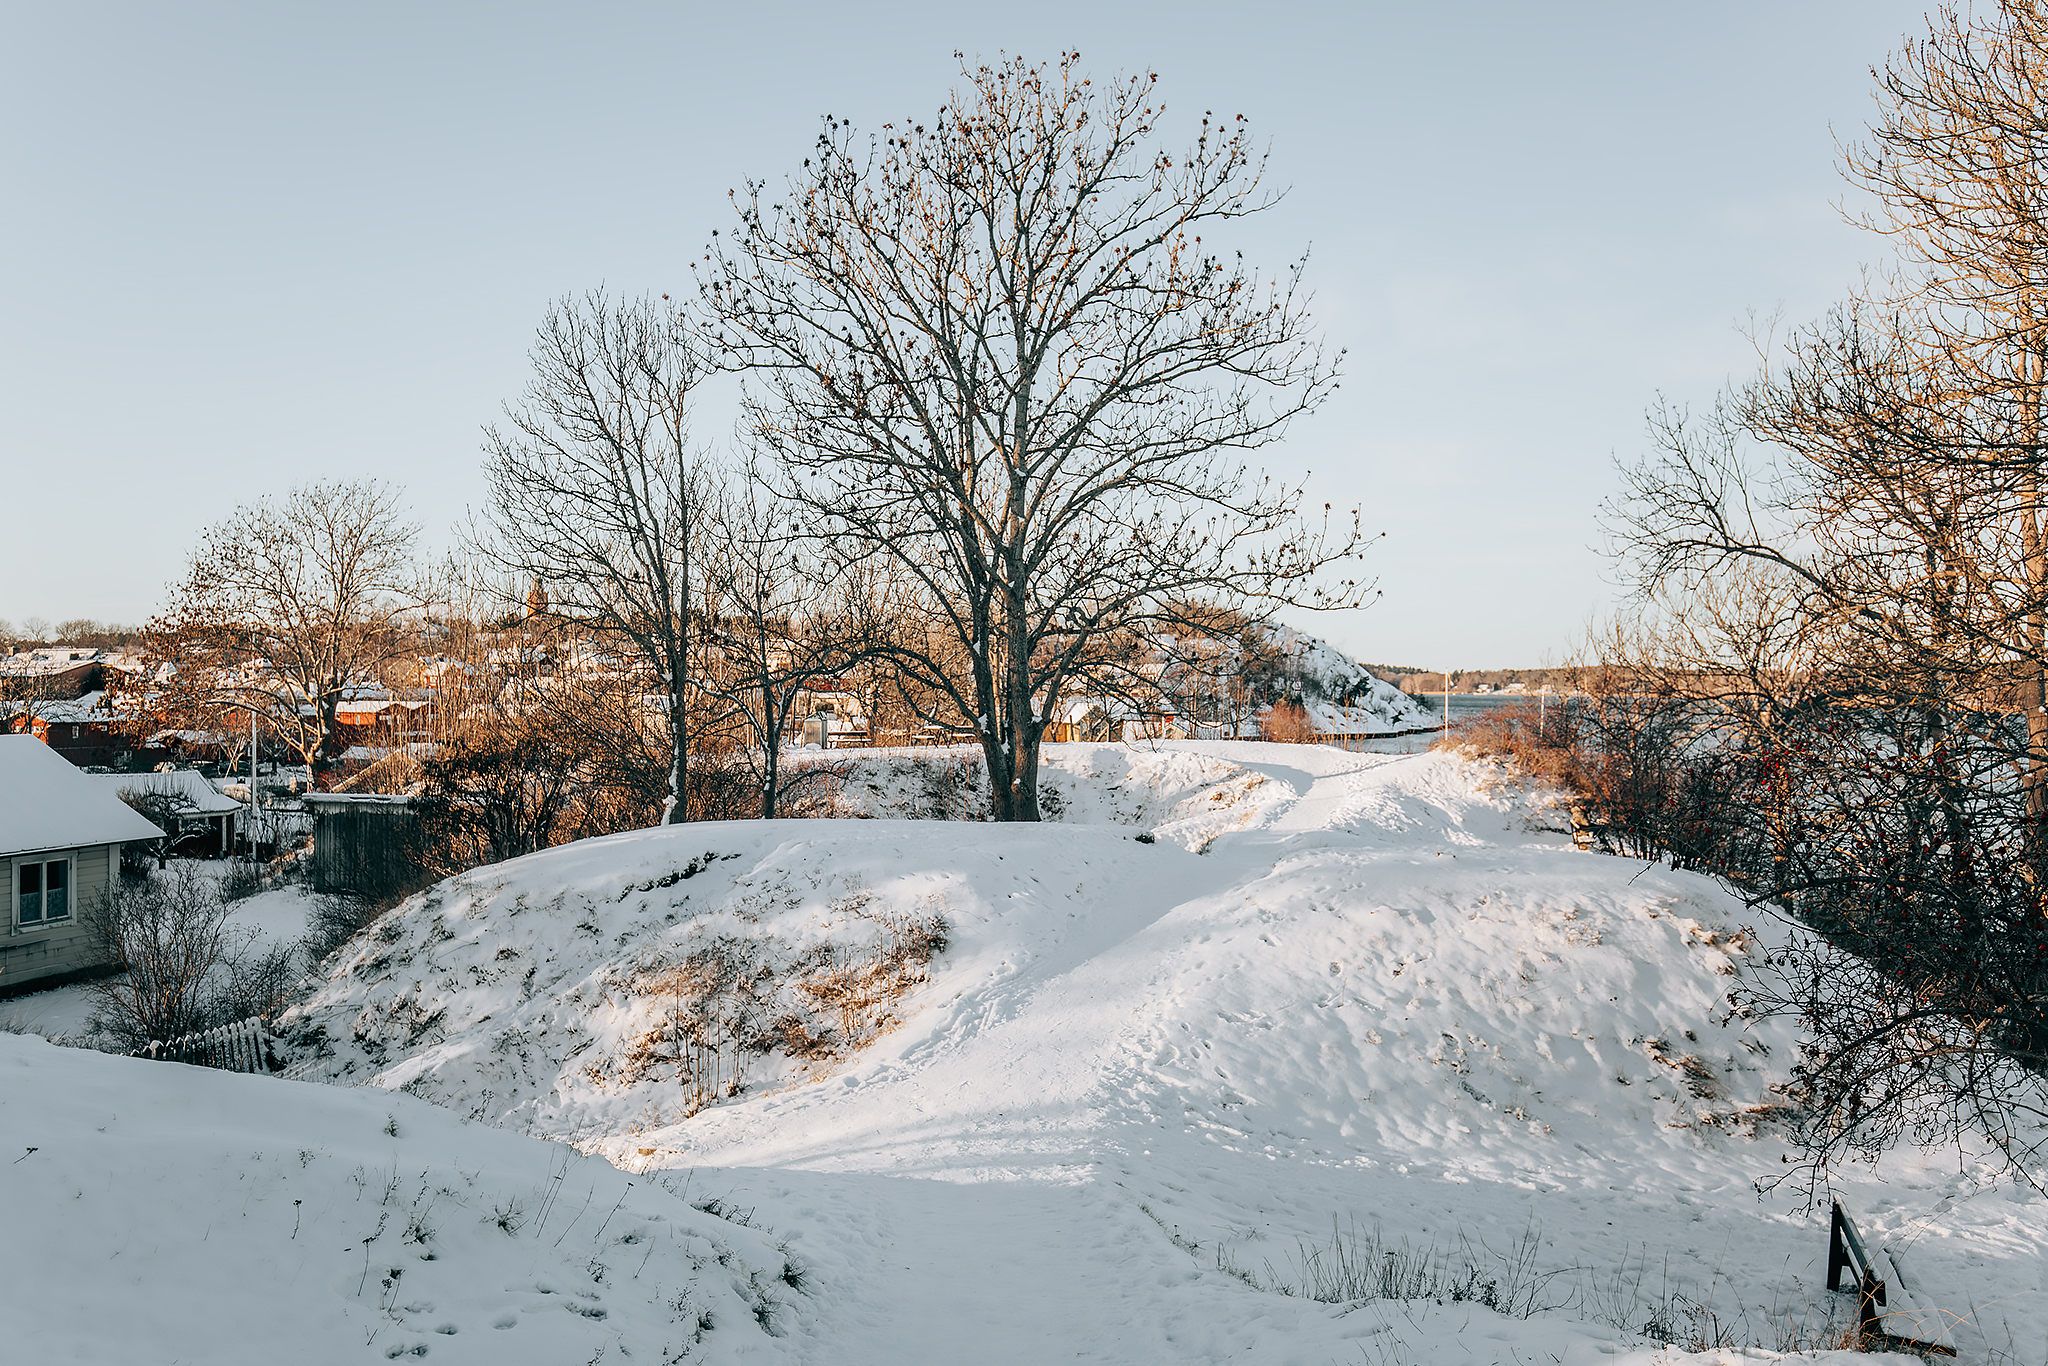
[0,611,1449,881]
[2,623,1443,771]
[1367,666,1574,697]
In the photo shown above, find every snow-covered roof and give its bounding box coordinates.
[0,736,167,856]
[1055,695,1145,724]
[148,729,227,748]
[92,769,245,818]
[25,691,140,725]
[0,647,102,676]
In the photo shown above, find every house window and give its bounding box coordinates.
[17,858,70,925]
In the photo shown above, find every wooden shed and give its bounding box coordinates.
[0,735,165,996]
[305,793,424,899]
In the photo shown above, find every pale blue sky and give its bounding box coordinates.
[0,1,1933,668]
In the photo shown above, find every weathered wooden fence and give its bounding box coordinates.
[133,1016,281,1074]
[1311,726,1446,752]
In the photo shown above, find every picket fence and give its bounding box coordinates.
[133,1016,281,1075]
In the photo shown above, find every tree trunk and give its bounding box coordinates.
[2023,403,2048,891]
[666,671,688,826]
[760,679,780,821]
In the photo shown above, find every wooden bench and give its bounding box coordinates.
[1828,1200,1956,1356]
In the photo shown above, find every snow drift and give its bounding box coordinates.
[20,740,2048,1362]
[0,1031,800,1363]
[268,741,2000,1363]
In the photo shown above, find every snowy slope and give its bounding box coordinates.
[261,741,2042,1362]
[0,1032,801,1364]
[22,741,2048,1362]
[1267,624,1432,730]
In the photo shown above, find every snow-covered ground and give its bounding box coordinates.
[9,741,2046,1363]
[0,1031,801,1362]
[794,742,1271,831]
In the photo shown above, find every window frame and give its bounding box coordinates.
[14,853,76,931]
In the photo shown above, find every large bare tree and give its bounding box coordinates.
[705,55,1371,820]
[478,291,706,825]
[149,480,421,783]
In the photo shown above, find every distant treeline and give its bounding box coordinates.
[0,618,144,650]
[1369,666,1573,695]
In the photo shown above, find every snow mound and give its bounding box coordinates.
[279,818,1168,1140]
[798,742,1274,837]
[638,747,1806,1189]
[252,742,1995,1362]
[0,1032,799,1363]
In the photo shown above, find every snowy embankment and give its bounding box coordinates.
[0,1031,800,1362]
[10,741,2046,1363]
[792,742,1276,832]
[1265,624,1435,731]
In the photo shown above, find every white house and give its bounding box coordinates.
[0,736,164,995]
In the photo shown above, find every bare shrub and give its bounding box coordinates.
[795,911,948,1054]
[115,789,195,875]
[214,940,299,1023]
[603,938,767,1111]
[84,865,234,1046]
[901,753,984,821]
[590,901,948,1115]
[84,864,293,1048]
[1441,686,1739,866]
[217,859,265,903]
[771,759,849,819]
[1443,700,1584,790]
[413,723,581,873]
[682,748,766,823]
[1259,700,1316,744]
[299,894,382,967]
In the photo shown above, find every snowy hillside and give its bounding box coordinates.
[0,1032,801,1363]
[16,741,2048,1362]
[1267,624,1433,730]
[264,741,2048,1362]
[792,742,1272,831]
